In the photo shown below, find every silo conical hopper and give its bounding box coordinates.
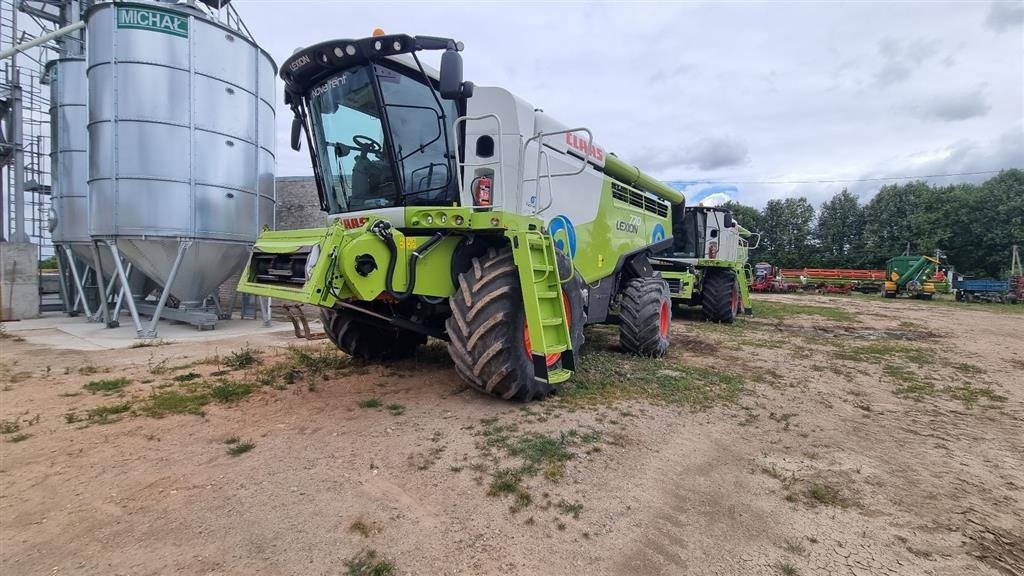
[85,0,276,336]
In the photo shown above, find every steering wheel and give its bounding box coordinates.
[352,134,383,155]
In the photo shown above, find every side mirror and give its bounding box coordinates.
[724,212,735,228]
[440,49,473,99]
[290,115,302,151]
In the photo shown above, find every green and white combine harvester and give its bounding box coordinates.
[650,206,756,323]
[238,33,688,401]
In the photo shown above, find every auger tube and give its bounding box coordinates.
[603,155,685,205]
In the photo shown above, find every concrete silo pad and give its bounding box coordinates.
[2,313,294,351]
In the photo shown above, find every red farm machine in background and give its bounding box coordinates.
[751,262,883,294]
[751,262,798,293]
[779,267,888,295]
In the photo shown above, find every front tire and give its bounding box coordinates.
[321,307,426,361]
[702,269,739,323]
[619,276,671,357]
[446,247,583,401]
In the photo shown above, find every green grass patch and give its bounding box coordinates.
[775,561,800,576]
[488,467,526,496]
[345,549,396,576]
[139,390,209,418]
[885,364,938,399]
[555,499,583,519]
[226,439,255,456]
[563,337,744,409]
[804,482,849,508]
[0,419,19,434]
[944,383,1007,408]
[83,377,130,394]
[752,300,855,322]
[349,519,373,537]
[209,380,254,403]
[358,397,382,409]
[950,362,985,376]
[86,401,134,424]
[288,345,350,375]
[224,347,260,370]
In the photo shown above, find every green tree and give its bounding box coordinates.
[721,200,762,233]
[862,181,930,266]
[814,188,865,267]
[759,197,816,268]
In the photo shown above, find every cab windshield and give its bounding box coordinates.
[307,63,458,214]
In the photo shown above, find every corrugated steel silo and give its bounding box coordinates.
[85,0,276,335]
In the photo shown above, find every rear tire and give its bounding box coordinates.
[321,307,426,361]
[619,276,671,357]
[446,247,583,402]
[702,269,738,323]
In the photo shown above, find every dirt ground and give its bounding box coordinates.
[1,294,1022,576]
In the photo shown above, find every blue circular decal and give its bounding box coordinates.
[549,215,577,257]
[652,223,666,243]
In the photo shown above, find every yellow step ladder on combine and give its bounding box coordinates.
[508,229,575,384]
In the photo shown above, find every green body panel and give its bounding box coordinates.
[886,255,939,289]
[568,178,673,285]
[236,208,590,370]
[603,155,685,205]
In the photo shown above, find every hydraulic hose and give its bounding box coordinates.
[371,221,445,300]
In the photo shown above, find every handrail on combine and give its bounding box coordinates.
[521,127,593,283]
[454,113,504,211]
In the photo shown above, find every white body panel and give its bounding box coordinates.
[460,87,605,230]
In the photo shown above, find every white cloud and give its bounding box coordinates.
[233,1,1023,207]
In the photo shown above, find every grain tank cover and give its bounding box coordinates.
[86,0,276,307]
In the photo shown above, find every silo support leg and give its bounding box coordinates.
[260,296,272,327]
[73,267,92,314]
[140,241,190,339]
[111,263,133,321]
[90,241,114,327]
[55,250,73,316]
[108,242,144,336]
[63,246,92,317]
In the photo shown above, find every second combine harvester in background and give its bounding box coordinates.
[237,33,685,401]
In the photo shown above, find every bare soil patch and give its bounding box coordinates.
[2,294,1022,575]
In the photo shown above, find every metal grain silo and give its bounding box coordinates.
[85,0,276,336]
[45,57,118,318]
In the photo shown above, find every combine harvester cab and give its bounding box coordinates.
[650,206,756,323]
[237,33,684,401]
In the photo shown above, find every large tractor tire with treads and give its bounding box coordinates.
[619,276,671,357]
[321,307,426,361]
[447,247,584,402]
[702,269,739,324]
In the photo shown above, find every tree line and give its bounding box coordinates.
[722,169,1023,278]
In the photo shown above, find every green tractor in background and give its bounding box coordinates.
[651,206,756,324]
[236,33,686,401]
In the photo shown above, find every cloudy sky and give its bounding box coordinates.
[237,0,1024,208]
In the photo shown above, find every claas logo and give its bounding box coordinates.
[340,217,369,229]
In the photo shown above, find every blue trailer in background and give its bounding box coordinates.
[952,277,1017,304]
